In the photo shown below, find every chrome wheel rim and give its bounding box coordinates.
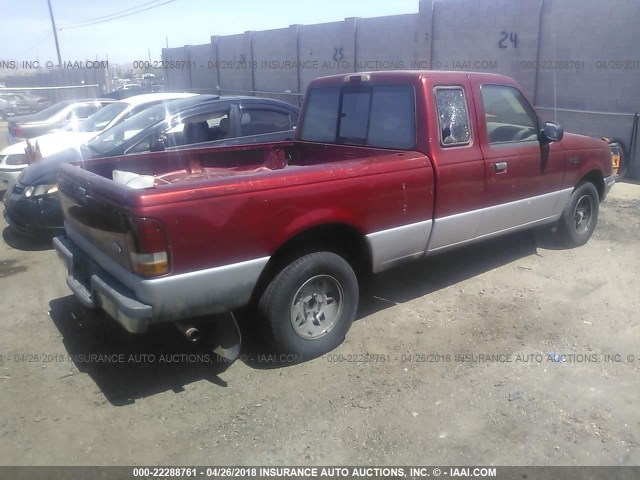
[574,195,593,234]
[290,275,343,340]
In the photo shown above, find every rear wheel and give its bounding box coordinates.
[258,251,358,358]
[556,182,599,247]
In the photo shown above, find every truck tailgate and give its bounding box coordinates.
[59,166,136,274]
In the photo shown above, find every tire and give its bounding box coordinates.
[258,251,358,358]
[556,182,600,247]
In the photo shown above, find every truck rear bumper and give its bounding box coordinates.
[54,235,153,333]
[54,232,269,333]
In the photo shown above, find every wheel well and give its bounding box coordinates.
[577,170,605,200]
[250,223,372,304]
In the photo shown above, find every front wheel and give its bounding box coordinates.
[556,182,600,247]
[258,251,359,358]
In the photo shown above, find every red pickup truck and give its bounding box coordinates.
[54,71,614,358]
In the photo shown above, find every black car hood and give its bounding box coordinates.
[19,148,90,185]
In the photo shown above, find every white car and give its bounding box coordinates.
[0,92,195,189]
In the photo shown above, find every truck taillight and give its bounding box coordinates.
[128,217,170,277]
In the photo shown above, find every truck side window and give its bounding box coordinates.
[481,85,539,144]
[434,87,471,147]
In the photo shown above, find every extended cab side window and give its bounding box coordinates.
[481,85,539,144]
[434,87,471,147]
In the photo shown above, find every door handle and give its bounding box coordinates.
[493,161,508,173]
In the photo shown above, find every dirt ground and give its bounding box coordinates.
[0,119,639,466]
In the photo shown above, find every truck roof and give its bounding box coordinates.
[309,70,516,87]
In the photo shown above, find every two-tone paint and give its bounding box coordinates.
[55,71,614,333]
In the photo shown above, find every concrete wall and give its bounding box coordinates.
[355,14,424,73]
[216,33,253,94]
[297,19,357,92]
[431,0,541,99]
[163,46,192,94]
[252,26,299,97]
[162,0,640,176]
[187,43,217,93]
[2,68,108,101]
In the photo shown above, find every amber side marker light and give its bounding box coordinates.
[602,137,621,176]
[128,217,171,277]
[610,146,621,176]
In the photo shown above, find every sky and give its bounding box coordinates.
[0,0,420,65]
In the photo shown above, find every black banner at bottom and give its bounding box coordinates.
[0,466,638,480]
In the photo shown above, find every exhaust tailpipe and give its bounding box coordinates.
[175,322,201,343]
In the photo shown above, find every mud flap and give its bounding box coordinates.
[212,312,242,363]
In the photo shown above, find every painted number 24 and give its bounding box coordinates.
[498,31,518,49]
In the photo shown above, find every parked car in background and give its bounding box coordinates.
[0,96,12,120]
[7,99,115,143]
[3,95,299,236]
[0,92,196,189]
[110,84,149,100]
[117,83,143,90]
[11,91,52,112]
[0,93,31,118]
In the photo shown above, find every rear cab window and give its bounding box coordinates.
[300,84,416,150]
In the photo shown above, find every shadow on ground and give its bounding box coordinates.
[236,229,546,370]
[357,229,545,317]
[2,226,53,251]
[48,228,548,403]
[49,296,235,406]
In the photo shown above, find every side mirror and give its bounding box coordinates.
[541,121,564,143]
[150,136,165,152]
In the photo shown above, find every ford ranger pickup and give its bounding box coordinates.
[54,71,615,358]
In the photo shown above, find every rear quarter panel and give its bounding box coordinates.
[133,151,434,274]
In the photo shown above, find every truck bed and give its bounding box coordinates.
[74,141,415,193]
[58,140,433,277]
